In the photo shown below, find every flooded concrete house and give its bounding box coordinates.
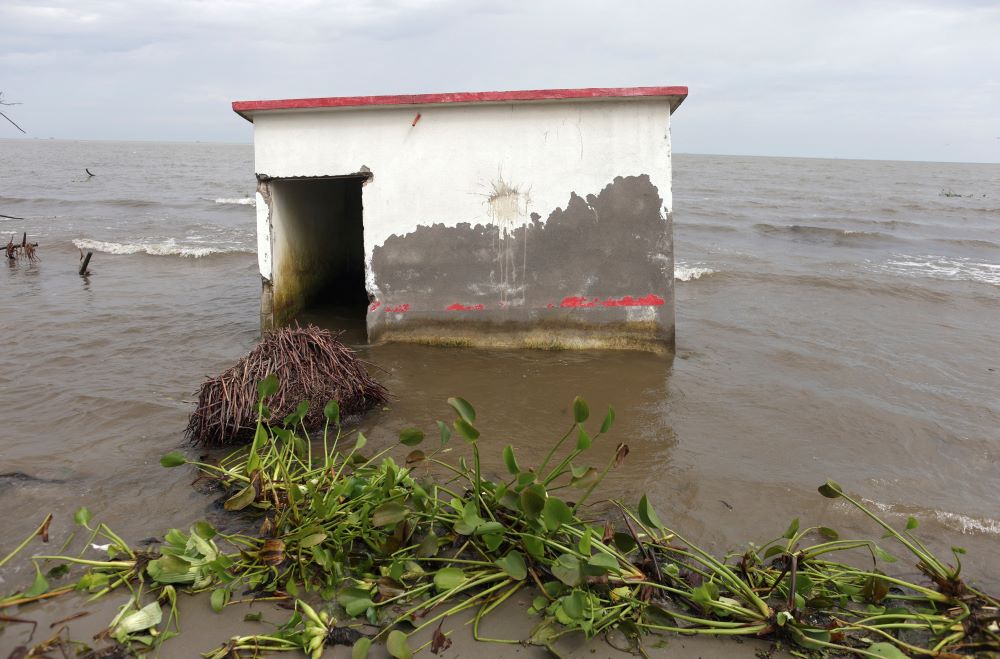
[233,86,688,352]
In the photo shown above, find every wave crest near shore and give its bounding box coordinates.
[852,498,1000,536]
[73,238,253,258]
[871,254,1000,286]
[214,197,256,206]
[675,263,716,281]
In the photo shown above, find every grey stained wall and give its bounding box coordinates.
[260,173,674,352]
[365,174,674,352]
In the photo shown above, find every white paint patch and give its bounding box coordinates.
[487,175,530,304]
[255,191,272,279]
[487,177,529,232]
[625,306,657,322]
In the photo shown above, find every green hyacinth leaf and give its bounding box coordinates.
[323,400,341,424]
[520,484,547,519]
[454,418,480,443]
[503,445,520,475]
[223,485,256,512]
[638,494,665,530]
[433,567,466,592]
[387,630,412,659]
[818,479,844,498]
[551,554,582,587]
[447,397,476,424]
[372,503,408,528]
[495,551,527,581]
[352,637,372,659]
[399,428,425,447]
[542,497,574,532]
[159,451,186,468]
[74,507,92,527]
[600,407,615,434]
[865,643,909,659]
[257,374,279,399]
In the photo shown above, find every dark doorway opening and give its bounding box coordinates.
[271,175,369,341]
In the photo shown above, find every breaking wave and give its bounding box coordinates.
[929,237,1000,251]
[871,254,1000,286]
[73,238,253,258]
[680,222,740,233]
[214,197,256,207]
[754,223,900,244]
[854,498,1000,536]
[675,263,716,281]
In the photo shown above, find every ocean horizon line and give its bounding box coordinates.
[1,136,997,166]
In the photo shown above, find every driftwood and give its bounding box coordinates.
[79,250,93,275]
[5,233,38,261]
[186,324,389,445]
[0,92,25,134]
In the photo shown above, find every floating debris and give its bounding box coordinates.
[4,233,38,262]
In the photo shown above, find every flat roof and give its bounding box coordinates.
[233,86,688,121]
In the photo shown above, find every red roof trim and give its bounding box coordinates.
[232,86,687,121]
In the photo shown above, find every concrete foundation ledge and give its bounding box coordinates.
[369,320,674,355]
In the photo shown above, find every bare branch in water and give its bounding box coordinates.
[5,233,40,262]
[0,92,26,134]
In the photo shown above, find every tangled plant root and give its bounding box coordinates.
[185,324,388,445]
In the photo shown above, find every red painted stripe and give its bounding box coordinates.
[232,86,687,119]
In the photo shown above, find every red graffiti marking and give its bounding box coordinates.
[558,294,665,309]
[559,296,601,308]
[602,294,665,307]
[447,303,484,311]
[372,300,415,313]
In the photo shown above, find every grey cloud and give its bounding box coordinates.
[1,0,998,162]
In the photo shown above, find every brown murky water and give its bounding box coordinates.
[2,139,998,655]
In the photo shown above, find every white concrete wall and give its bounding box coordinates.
[250,99,674,290]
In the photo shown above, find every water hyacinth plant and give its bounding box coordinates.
[1,377,997,657]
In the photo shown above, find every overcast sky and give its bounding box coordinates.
[2,0,999,163]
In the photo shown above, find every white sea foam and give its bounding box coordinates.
[74,238,252,258]
[675,263,716,281]
[873,254,1000,286]
[853,498,1000,536]
[932,510,1000,536]
[214,197,256,206]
